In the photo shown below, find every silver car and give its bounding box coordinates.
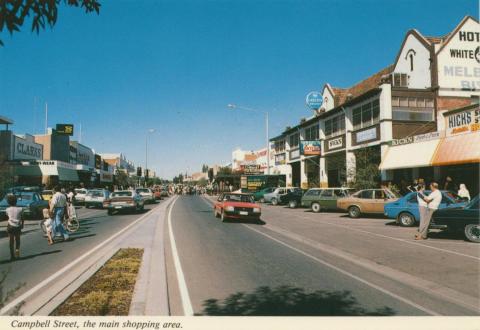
[263,187,301,205]
[135,188,156,204]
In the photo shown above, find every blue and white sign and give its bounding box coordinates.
[305,91,323,110]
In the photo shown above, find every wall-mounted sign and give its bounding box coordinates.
[290,149,300,160]
[56,124,74,136]
[445,107,480,136]
[327,136,344,151]
[390,131,442,146]
[275,153,286,165]
[13,136,43,160]
[305,91,323,110]
[356,127,377,143]
[300,140,321,156]
[437,18,480,91]
[241,164,263,175]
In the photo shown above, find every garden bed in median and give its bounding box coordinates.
[52,248,143,316]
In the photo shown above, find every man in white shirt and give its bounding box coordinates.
[49,186,69,241]
[416,182,442,240]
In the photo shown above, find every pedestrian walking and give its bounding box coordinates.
[415,182,442,240]
[5,194,24,261]
[458,183,471,202]
[42,208,54,245]
[49,186,70,241]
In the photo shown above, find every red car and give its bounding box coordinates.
[214,193,261,222]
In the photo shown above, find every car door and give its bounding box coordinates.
[320,189,335,210]
[358,190,375,213]
[371,190,389,213]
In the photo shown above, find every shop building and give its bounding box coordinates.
[269,16,479,190]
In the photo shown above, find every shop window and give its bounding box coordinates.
[392,96,434,122]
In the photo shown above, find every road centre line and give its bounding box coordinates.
[264,205,480,261]
[200,197,439,314]
[167,196,194,316]
[0,202,165,315]
[242,224,439,315]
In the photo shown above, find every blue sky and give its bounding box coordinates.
[0,0,477,179]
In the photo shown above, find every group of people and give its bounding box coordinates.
[413,176,471,241]
[5,186,75,262]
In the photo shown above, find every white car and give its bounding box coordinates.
[264,187,301,205]
[135,188,156,204]
[74,188,88,204]
[85,189,110,209]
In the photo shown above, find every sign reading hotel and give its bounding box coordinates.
[300,140,321,155]
[445,107,480,137]
[437,17,480,93]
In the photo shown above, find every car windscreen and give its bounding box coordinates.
[88,191,104,197]
[443,191,464,203]
[16,193,33,201]
[137,189,149,193]
[112,192,132,197]
[75,189,86,194]
[224,194,254,203]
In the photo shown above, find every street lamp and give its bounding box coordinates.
[145,128,156,186]
[228,104,270,175]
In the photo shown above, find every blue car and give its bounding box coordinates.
[384,190,467,227]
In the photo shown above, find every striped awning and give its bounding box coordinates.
[431,132,480,166]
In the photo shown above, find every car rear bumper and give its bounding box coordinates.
[224,211,261,220]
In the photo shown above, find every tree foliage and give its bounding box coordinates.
[349,147,381,190]
[217,166,232,176]
[0,0,101,46]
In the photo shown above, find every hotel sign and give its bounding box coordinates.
[445,107,480,136]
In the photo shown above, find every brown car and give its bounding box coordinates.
[337,188,399,218]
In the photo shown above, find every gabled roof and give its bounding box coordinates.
[436,15,479,55]
[329,65,393,107]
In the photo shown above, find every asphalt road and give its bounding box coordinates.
[0,201,161,304]
[165,195,480,316]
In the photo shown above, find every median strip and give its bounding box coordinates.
[52,248,143,316]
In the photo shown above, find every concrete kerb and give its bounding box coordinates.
[0,202,168,316]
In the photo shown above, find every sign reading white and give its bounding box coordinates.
[328,137,343,150]
[356,127,377,143]
[13,136,43,160]
[437,18,480,92]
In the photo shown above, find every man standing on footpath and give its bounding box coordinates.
[415,182,442,240]
[49,186,70,241]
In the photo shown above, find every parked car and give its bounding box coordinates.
[337,188,399,218]
[214,193,261,222]
[384,190,467,227]
[264,187,302,205]
[74,188,88,205]
[0,191,49,220]
[85,189,110,208]
[430,196,480,243]
[301,188,355,213]
[104,190,145,215]
[279,189,304,208]
[40,190,54,201]
[253,187,276,202]
[136,188,156,204]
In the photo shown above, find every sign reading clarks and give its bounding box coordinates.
[300,140,321,156]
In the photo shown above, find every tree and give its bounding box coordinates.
[217,166,232,176]
[114,168,130,189]
[0,0,101,46]
[197,177,208,187]
[348,146,381,190]
[201,164,209,173]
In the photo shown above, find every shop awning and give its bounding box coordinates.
[13,162,79,182]
[431,132,480,166]
[379,139,440,170]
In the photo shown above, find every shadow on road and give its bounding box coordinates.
[198,285,395,316]
[222,219,266,225]
[0,250,62,264]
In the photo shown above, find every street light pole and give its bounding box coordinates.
[228,104,270,175]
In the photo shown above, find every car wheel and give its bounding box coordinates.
[271,198,278,206]
[348,206,361,218]
[397,212,415,227]
[464,224,480,243]
[259,197,265,203]
[289,200,297,209]
[311,203,321,213]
